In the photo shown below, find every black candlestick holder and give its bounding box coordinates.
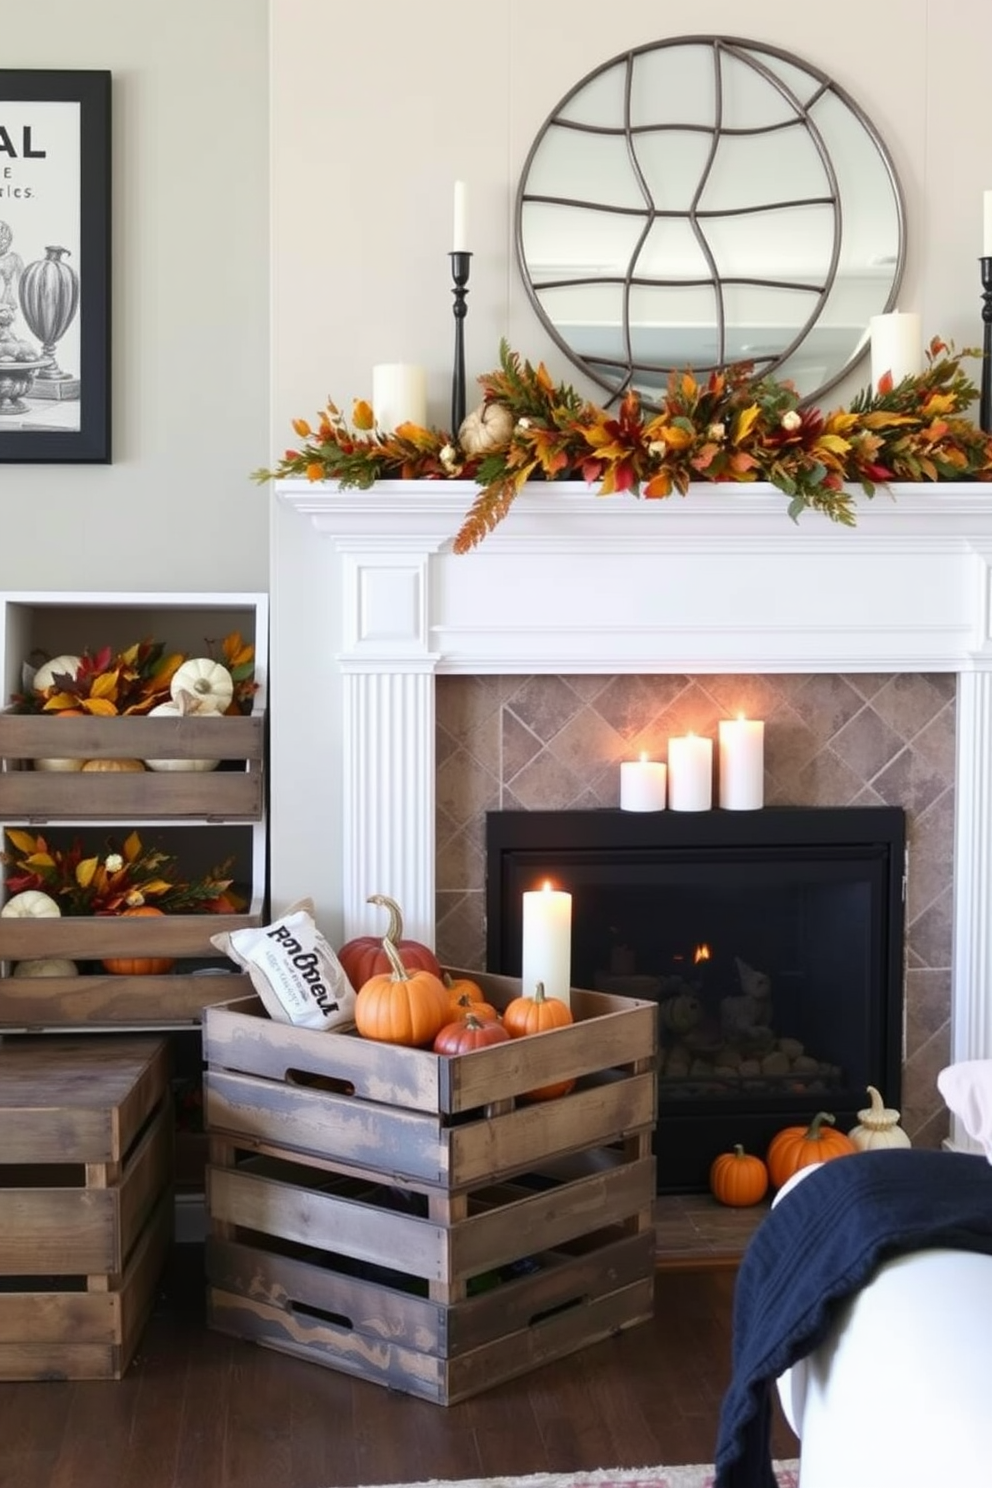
[449,251,472,436]
[982,257,992,435]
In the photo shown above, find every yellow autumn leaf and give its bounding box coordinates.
[90,671,121,700]
[292,417,312,438]
[123,830,142,863]
[658,425,694,451]
[922,393,956,417]
[681,372,698,400]
[139,878,174,896]
[353,399,374,431]
[80,697,119,716]
[818,434,852,455]
[860,411,918,430]
[5,828,40,855]
[824,411,861,436]
[733,405,761,444]
[41,692,79,712]
[75,856,99,889]
[25,852,56,869]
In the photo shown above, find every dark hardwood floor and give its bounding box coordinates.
[0,1245,799,1488]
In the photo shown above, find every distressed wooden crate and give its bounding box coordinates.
[0,1035,174,1380]
[0,909,259,1030]
[202,973,658,1403]
[0,710,265,821]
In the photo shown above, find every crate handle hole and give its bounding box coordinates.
[290,1299,354,1331]
[529,1294,587,1328]
[285,1069,356,1097]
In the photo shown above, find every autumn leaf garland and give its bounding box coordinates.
[253,337,992,551]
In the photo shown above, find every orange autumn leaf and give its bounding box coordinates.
[353,399,374,431]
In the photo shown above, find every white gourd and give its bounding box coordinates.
[849,1085,912,1150]
[1,889,62,918]
[33,754,86,773]
[144,688,222,772]
[31,654,82,692]
[457,402,515,457]
[170,658,233,714]
[12,957,78,977]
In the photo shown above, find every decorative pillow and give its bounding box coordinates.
[211,897,356,1031]
[937,1061,992,1162]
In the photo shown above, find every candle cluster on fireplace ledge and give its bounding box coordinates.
[622,716,765,813]
[254,336,992,552]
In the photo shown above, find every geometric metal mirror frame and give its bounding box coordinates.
[515,35,906,407]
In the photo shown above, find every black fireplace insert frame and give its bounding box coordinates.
[485,806,906,1192]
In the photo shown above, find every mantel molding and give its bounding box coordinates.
[276,478,992,675]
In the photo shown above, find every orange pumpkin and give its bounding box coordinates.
[433,1012,511,1055]
[709,1145,769,1207]
[443,971,486,1008]
[337,893,441,989]
[451,991,500,1022]
[766,1111,857,1189]
[81,758,146,772]
[101,905,175,975]
[502,980,576,1101]
[354,937,449,1048]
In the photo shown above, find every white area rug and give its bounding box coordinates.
[356,1465,801,1488]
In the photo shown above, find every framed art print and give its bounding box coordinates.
[0,70,111,463]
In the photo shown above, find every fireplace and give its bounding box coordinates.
[485,806,905,1190]
[270,477,992,1159]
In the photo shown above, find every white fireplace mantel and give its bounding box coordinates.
[271,479,992,1111]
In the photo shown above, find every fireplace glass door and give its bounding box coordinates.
[486,807,905,1192]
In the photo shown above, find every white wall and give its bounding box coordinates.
[0,0,270,594]
[268,0,992,935]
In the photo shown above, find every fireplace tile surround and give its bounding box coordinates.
[434,669,954,1147]
[272,478,992,1157]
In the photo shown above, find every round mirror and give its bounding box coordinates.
[515,35,906,406]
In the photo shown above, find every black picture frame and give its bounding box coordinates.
[0,69,111,463]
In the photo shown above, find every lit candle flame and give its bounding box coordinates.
[694,943,711,963]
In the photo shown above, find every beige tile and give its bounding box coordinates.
[592,674,690,739]
[869,673,952,740]
[506,747,587,810]
[830,706,905,782]
[503,675,586,743]
[547,705,627,777]
[793,673,869,735]
[906,884,954,969]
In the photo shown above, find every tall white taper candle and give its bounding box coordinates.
[521,881,572,1009]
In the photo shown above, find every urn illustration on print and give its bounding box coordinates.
[18,245,81,396]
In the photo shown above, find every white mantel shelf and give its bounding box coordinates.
[277,479,992,674]
[271,478,992,1148]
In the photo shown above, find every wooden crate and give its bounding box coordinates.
[0,909,259,1030]
[0,1035,174,1380]
[0,711,265,821]
[202,973,658,1404]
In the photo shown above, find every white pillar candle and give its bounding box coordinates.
[371,363,428,431]
[453,180,468,253]
[718,716,765,811]
[667,733,713,812]
[984,190,992,258]
[869,312,923,389]
[521,881,572,1009]
[620,753,667,811]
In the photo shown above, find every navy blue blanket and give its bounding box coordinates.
[714,1148,992,1488]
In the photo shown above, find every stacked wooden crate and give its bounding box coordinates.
[203,971,658,1404]
[0,1036,173,1380]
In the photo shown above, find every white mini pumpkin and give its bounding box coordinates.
[1,889,62,918]
[457,401,515,457]
[170,657,234,714]
[12,957,78,977]
[849,1085,912,1151]
[144,688,222,772]
[31,653,82,692]
[33,754,86,773]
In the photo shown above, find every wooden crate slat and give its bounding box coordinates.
[0,769,262,821]
[0,1036,170,1163]
[0,971,253,1031]
[0,911,259,960]
[0,711,264,759]
[205,1068,448,1183]
[447,1158,656,1280]
[206,1164,447,1281]
[0,1189,172,1381]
